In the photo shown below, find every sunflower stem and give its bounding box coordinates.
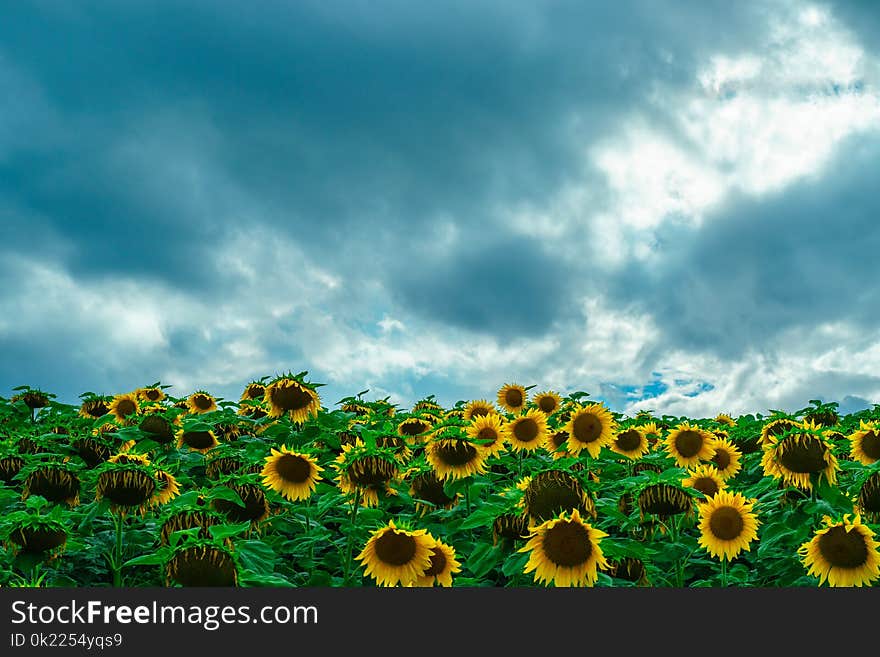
[112,512,125,587]
[344,489,361,584]
[720,556,728,588]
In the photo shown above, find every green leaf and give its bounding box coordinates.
[238,572,296,587]
[236,540,277,575]
[123,553,168,567]
[208,521,253,541]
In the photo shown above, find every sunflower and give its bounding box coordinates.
[264,376,322,423]
[503,408,549,453]
[237,401,269,420]
[497,383,528,414]
[520,508,609,587]
[0,455,25,484]
[334,439,401,507]
[637,483,693,521]
[611,426,651,460]
[186,391,218,415]
[493,513,532,544]
[139,414,176,445]
[8,518,68,556]
[160,507,220,546]
[108,393,140,425]
[356,520,434,587]
[545,430,572,460]
[461,399,493,422]
[411,538,462,587]
[665,423,716,468]
[697,491,760,561]
[425,436,488,480]
[152,470,181,506]
[413,397,444,414]
[761,422,839,491]
[637,422,664,451]
[136,386,166,404]
[176,429,219,454]
[760,418,802,448]
[466,412,506,457]
[212,481,270,524]
[397,417,433,445]
[520,470,595,523]
[532,390,562,416]
[608,557,649,585]
[261,447,323,502]
[708,436,743,480]
[848,420,880,466]
[108,451,151,466]
[564,403,615,458]
[79,397,111,420]
[240,381,267,402]
[714,413,736,427]
[166,544,238,587]
[409,470,459,515]
[857,472,880,521]
[96,466,157,515]
[798,514,880,587]
[683,464,727,499]
[22,465,80,506]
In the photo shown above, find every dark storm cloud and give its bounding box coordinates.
[608,134,880,359]
[1,0,765,314]
[391,235,572,337]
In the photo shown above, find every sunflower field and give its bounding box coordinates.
[1,375,879,588]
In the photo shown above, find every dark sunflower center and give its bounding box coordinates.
[192,394,214,410]
[549,432,567,450]
[183,431,216,450]
[271,383,312,411]
[572,413,602,443]
[206,457,244,479]
[471,407,491,418]
[99,470,156,507]
[170,547,237,587]
[212,485,267,522]
[400,420,428,436]
[26,469,79,503]
[859,431,880,461]
[505,388,524,408]
[542,521,592,567]
[612,557,646,583]
[11,526,67,553]
[859,474,880,512]
[711,449,731,470]
[374,530,417,566]
[435,441,478,466]
[693,477,720,498]
[75,439,110,468]
[709,506,744,540]
[615,429,642,452]
[779,436,828,473]
[674,430,704,457]
[538,397,558,413]
[347,456,397,486]
[423,548,447,577]
[412,473,455,506]
[768,421,796,436]
[116,400,136,417]
[139,415,174,443]
[84,401,109,418]
[276,454,312,483]
[246,385,265,400]
[493,514,530,540]
[0,456,25,483]
[818,525,869,569]
[526,473,586,522]
[513,418,539,443]
[145,389,162,401]
[638,484,691,517]
[477,427,499,444]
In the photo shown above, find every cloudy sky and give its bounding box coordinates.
[2,0,879,417]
